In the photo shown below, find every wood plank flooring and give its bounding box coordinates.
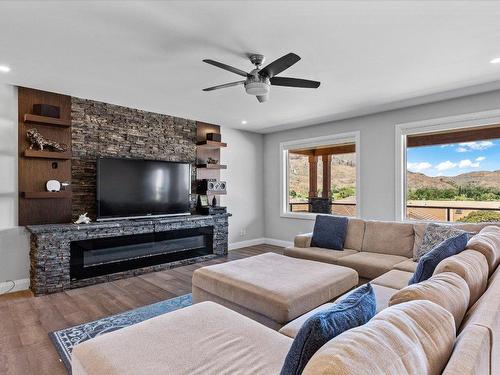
[0,245,283,375]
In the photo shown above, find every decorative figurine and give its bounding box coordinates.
[207,157,218,165]
[74,213,91,224]
[212,196,217,207]
[26,128,67,152]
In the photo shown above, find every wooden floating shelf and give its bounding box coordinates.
[196,140,227,148]
[196,164,227,169]
[24,149,72,160]
[24,114,71,128]
[22,191,72,199]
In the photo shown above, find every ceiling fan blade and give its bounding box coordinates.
[203,59,248,77]
[259,53,300,78]
[203,81,245,91]
[256,95,268,103]
[270,77,321,88]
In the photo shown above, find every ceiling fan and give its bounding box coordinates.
[202,53,320,102]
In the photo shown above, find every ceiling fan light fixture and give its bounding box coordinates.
[245,81,270,96]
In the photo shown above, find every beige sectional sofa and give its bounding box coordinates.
[72,222,500,375]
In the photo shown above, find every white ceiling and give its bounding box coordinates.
[2,1,500,133]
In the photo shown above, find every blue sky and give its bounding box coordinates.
[407,139,499,177]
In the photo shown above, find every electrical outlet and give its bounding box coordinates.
[239,228,247,237]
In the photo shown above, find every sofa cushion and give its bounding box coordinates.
[302,300,456,375]
[461,265,500,374]
[344,218,365,251]
[467,225,500,274]
[337,252,409,279]
[415,223,467,261]
[310,215,348,250]
[279,284,394,339]
[283,246,357,265]
[409,232,469,285]
[371,269,414,290]
[433,250,488,306]
[280,284,375,375]
[192,252,358,324]
[72,301,293,375]
[442,325,490,375]
[392,258,418,273]
[389,272,470,327]
[362,220,414,258]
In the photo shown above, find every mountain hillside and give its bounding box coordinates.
[289,153,500,197]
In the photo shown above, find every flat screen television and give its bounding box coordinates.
[97,157,191,221]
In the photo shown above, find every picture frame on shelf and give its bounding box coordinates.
[198,194,209,207]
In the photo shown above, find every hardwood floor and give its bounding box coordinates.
[0,245,283,375]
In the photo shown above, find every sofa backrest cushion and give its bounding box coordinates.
[409,232,469,285]
[302,300,456,375]
[362,220,414,257]
[344,218,365,251]
[389,272,469,327]
[433,250,488,306]
[461,265,500,374]
[442,324,490,375]
[467,225,500,274]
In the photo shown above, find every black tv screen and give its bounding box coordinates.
[97,158,191,220]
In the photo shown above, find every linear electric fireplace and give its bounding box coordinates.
[70,226,214,280]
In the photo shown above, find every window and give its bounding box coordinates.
[281,133,360,219]
[403,125,500,223]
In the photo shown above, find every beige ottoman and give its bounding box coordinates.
[192,252,358,329]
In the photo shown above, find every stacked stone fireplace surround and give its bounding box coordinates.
[27,97,229,295]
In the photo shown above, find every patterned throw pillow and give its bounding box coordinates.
[280,283,376,375]
[414,223,467,261]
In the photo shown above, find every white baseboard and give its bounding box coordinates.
[229,237,293,250]
[0,278,30,294]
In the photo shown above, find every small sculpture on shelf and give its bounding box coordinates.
[74,212,91,225]
[26,128,67,152]
[207,157,219,165]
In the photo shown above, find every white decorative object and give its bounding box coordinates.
[75,213,91,224]
[46,180,61,192]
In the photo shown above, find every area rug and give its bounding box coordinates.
[49,293,192,374]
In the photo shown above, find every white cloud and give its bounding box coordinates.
[435,161,457,171]
[458,159,480,168]
[456,141,494,152]
[475,156,486,162]
[407,162,432,172]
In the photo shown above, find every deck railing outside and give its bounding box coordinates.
[289,201,499,222]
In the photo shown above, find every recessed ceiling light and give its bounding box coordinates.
[490,57,500,64]
[0,65,10,73]
[241,120,247,125]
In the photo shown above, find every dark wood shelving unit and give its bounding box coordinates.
[24,113,71,127]
[196,140,227,148]
[18,87,73,226]
[196,164,227,170]
[24,149,72,160]
[22,191,72,199]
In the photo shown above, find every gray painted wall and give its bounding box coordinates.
[263,89,500,242]
[0,85,30,290]
[220,128,265,244]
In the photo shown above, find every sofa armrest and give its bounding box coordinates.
[294,233,313,248]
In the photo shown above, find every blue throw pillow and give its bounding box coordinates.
[310,215,348,250]
[408,232,470,285]
[280,283,376,375]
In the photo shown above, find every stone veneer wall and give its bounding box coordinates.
[28,214,229,295]
[71,97,197,220]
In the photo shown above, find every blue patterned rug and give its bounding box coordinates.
[49,293,192,374]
